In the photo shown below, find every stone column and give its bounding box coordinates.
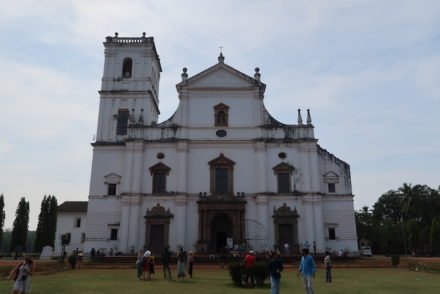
[302,195,324,253]
[175,195,187,249]
[177,142,188,193]
[254,142,267,193]
[256,195,269,251]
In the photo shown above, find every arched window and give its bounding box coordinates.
[208,153,235,195]
[273,162,295,193]
[214,103,229,127]
[122,58,133,78]
[149,162,171,194]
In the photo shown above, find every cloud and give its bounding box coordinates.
[1,0,440,229]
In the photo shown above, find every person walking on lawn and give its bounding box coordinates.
[268,250,283,294]
[297,248,316,294]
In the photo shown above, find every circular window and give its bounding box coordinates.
[157,152,165,159]
[278,152,287,159]
[216,130,227,137]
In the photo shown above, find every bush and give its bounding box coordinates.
[253,262,269,286]
[228,261,269,287]
[228,262,243,287]
[391,255,400,267]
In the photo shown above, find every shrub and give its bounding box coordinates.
[391,255,400,267]
[253,262,269,286]
[228,262,243,287]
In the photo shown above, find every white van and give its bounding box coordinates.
[360,246,372,257]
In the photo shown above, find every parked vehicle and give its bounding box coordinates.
[360,246,372,257]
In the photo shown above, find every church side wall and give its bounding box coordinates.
[89,147,126,196]
[322,197,358,254]
[84,197,121,253]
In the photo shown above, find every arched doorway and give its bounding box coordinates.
[273,203,299,253]
[210,213,233,252]
[144,204,173,255]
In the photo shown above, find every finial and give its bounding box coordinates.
[130,108,135,124]
[254,67,261,81]
[181,67,188,81]
[307,109,312,124]
[114,32,119,38]
[138,109,144,124]
[297,109,303,125]
[218,52,225,63]
[142,32,146,37]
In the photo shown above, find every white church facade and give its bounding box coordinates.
[79,33,358,255]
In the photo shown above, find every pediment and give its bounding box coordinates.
[177,63,265,89]
[323,171,339,183]
[149,162,171,175]
[208,153,235,166]
[272,162,295,174]
[104,173,121,184]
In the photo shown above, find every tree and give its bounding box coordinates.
[0,194,5,248]
[34,195,58,252]
[430,217,440,254]
[368,183,440,255]
[47,196,58,247]
[10,197,30,252]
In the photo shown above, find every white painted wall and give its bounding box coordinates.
[54,212,87,255]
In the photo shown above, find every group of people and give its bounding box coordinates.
[136,246,195,281]
[271,248,333,294]
[7,246,333,294]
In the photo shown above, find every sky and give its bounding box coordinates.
[0,0,439,230]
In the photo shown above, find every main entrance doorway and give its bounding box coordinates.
[210,213,232,252]
[278,223,293,249]
[149,224,165,255]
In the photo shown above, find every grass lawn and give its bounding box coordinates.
[0,267,439,294]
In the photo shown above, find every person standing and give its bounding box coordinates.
[90,247,96,260]
[9,257,34,294]
[268,251,283,294]
[324,251,332,283]
[177,247,187,281]
[68,251,77,269]
[297,248,316,294]
[187,251,194,278]
[146,251,155,281]
[244,250,256,286]
[136,249,144,280]
[162,246,172,280]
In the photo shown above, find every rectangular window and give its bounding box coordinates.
[328,228,336,240]
[116,109,130,135]
[278,172,290,193]
[215,167,228,194]
[152,172,166,193]
[328,183,336,193]
[81,233,86,243]
[75,218,81,228]
[108,183,117,195]
[110,229,118,241]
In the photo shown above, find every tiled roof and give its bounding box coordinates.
[58,201,88,213]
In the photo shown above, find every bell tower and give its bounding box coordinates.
[95,32,162,142]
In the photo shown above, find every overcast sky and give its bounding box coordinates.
[0,0,439,230]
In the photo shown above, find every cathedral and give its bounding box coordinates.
[75,33,358,255]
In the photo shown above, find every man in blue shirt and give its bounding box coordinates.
[297,248,316,294]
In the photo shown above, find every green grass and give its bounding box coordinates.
[0,268,439,294]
